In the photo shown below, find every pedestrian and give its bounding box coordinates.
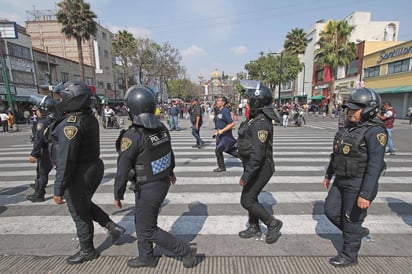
[237,80,283,244]
[168,100,180,131]
[377,101,396,155]
[323,88,387,267]
[189,98,204,148]
[0,110,9,134]
[281,104,289,127]
[213,96,239,172]
[408,105,412,125]
[103,105,115,128]
[7,110,13,129]
[26,95,55,202]
[113,86,197,269]
[51,81,125,264]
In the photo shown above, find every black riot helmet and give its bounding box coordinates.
[29,94,57,118]
[124,85,160,129]
[239,80,273,110]
[53,80,93,113]
[343,88,381,120]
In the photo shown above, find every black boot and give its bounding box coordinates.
[105,221,126,244]
[266,218,283,244]
[182,243,197,268]
[127,257,157,268]
[66,248,98,265]
[26,192,45,203]
[238,224,262,239]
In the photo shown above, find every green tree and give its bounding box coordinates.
[111,30,136,90]
[284,28,307,56]
[315,20,357,114]
[244,53,303,99]
[56,0,97,82]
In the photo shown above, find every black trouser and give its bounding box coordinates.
[135,179,190,264]
[240,161,274,226]
[324,176,367,261]
[64,159,111,250]
[215,136,238,168]
[1,120,8,133]
[34,148,52,196]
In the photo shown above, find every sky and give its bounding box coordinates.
[1,0,412,82]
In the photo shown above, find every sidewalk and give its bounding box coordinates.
[1,254,411,273]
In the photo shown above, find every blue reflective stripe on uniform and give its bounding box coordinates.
[151,152,171,175]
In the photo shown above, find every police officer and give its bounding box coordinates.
[51,81,125,265]
[26,95,56,202]
[113,86,197,269]
[237,80,283,244]
[323,88,387,267]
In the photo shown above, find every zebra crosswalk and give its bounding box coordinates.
[0,119,412,257]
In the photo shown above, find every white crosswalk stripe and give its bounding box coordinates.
[1,119,411,256]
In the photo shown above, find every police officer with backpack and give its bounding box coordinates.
[236,80,283,245]
[51,81,125,265]
[113,86,197,269]
[26,94,56,202]
[323,88,387,267]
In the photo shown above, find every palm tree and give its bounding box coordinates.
[284,28,307,56]
[112,30,136,90]
[315,20,357,114]
[56,0,97,82]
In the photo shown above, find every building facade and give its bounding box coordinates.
[362,40,412,118]
[0,21,38,119]
[32,47,95,95]
[25,9,115,96]
[297,11,399,105]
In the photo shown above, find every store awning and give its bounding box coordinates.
[309,95,325,100]
[374,86,412,94]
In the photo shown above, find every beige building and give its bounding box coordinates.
[362,40,412,117]
[25,9,115,96]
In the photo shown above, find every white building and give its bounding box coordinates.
[296,11,399,102]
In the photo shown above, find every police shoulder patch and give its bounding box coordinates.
[63,126,78,140]
[257,130,268,143]
[377,133,387,146]
[67,116,77,123]
[36,123,44,131]
[121,137,132,152]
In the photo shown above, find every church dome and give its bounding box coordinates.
[211,69,222,79]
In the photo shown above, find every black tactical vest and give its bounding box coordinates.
[134,124,172,183]
[332,124,376,177]
[237,114,273,162]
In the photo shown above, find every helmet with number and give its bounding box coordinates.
[124,85,159,129]
[239,80,272,110]
[29,94,57,118]
[53,80,93,113]
[343,88,381,120]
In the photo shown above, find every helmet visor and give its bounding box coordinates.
[342,102,363,110]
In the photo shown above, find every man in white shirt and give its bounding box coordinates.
[103,105,115,128]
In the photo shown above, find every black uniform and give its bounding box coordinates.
[30,116,52,197]
[52,110,112,251]
[114,122,192,265]
[324,118,387,262]
[238,112,275,227]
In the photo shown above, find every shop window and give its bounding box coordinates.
[387,59,410,74]
[364,66,380,78]
[347,59,358,76]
